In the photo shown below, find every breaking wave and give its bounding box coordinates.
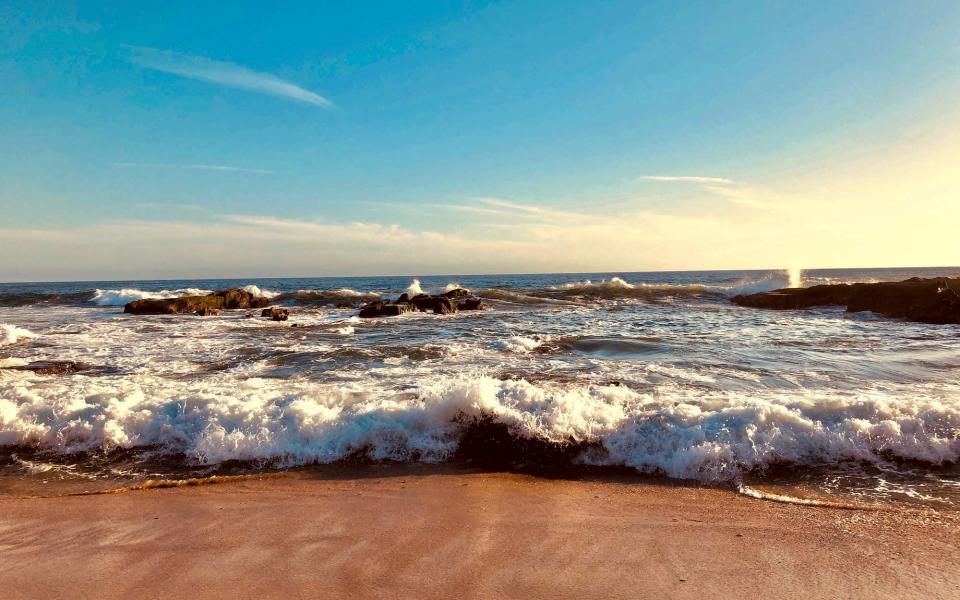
[89,287,214,306]
[405,279,425,296]
[0,324,38,346]
[275,288,380,307]
[478,280,721,304]
[1,374,957,481]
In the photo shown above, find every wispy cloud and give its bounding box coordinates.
[640,175,736,185]
[124,45,333,108]
[111,162,273,175]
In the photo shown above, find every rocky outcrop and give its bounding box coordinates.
[358,289,484,318]
[410,294,457,315]
[359,301,417,318]
[732,277,960,324]
[261,307,289,321]
[458,298,483,311]
[195,307,220,316]
[124,288,271,315]
[443,288,471,300]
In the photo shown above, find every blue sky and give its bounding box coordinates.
[2,1,960,281]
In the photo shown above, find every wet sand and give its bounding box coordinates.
[1,468,958,599]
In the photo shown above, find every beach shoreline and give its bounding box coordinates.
[2,468,957,599]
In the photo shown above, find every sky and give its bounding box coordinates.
[2,1,960,281]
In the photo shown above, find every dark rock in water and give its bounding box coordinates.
[358,290,483,318]
[335,302,354,309]
[359,301,416,318]
[210,288,270,309]
[411,295,457,314]
[732,277,960,324]
[261,307,289,321]
[195,307,220,316]
[443,288,471,300]
[124,295,223,315]
[124,288,268,315]
[7,360,90,376]
[458,298,483,311]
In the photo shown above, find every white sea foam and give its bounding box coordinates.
[558,277,635,290]
[0,324,38,346]
[0,357,30,367]
[89,288,212,306]
[497,336,544,353]
[1,370,957,481]
[336,326,355,335]
[444,282,469,292]
[405,279,424,296]
[328,288,374,297]
[242,285,279,299]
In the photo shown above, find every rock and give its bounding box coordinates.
[335,302,354,309]
[443,288,471,300]
[358,291,484,318]
[125,288,269,315]
[195,307,220,316]
[411,295,457,314]
[8,360,90,376]
[210,288,270,309]
[261,307,289,321]
[359,301,417,318]
[458,298,483,311]
[732,277,960,324]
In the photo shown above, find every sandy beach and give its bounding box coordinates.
[1,468,957,599]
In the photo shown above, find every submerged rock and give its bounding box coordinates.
[261,307,290,321]
[732,277,960,324]
[6,360,91,376]
[124,288,270,315]
[195,307,220,316]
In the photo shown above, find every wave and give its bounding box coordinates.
[479,279,722,305]
[0,291,93,307]
[496,336,545,353]
[274,288,380,307]
[709,271,793,296]
[0,324,38,346]
[89,287,214,306]
[1,374,957,481]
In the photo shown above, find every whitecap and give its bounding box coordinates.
[497,336,544,353]
[89,288,212,306]
[242,285,279,299]
[0,324,38,346]
[406,279,424,296]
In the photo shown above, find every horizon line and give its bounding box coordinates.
[1,265,957,285]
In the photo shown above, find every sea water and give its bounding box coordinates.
[1,267,958,507]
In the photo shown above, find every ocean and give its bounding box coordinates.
[1,267,959,507]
